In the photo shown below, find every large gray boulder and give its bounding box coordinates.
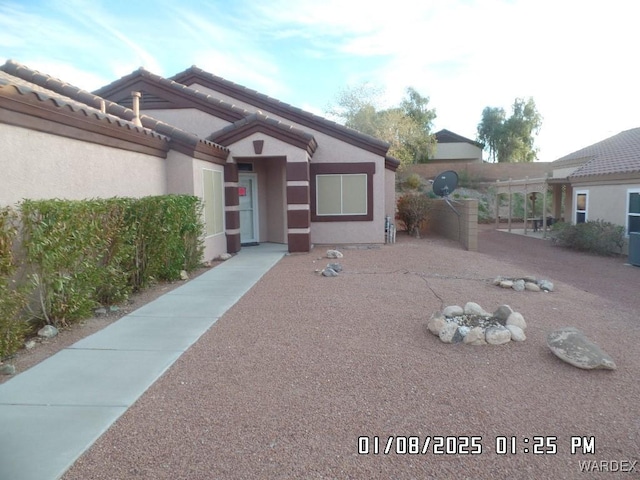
[547,327,616,370]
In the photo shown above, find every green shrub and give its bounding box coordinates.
[20,195,204,326]
[404,173,423,191]
[0,207,30,359]
[397,193,431,237]
[550,220,625,255]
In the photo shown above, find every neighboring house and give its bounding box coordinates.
[430,129,484,164]
[547,128,640,254]
[0,60,399,260]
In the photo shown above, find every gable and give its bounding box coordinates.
[171,67,390,157]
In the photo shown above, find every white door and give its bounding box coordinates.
[239,174,258,244]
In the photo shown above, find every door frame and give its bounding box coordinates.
[239,173,259,244]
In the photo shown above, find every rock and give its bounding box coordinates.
[506,312,527,330]
[0,364,16,376]
[493,305,514,323]
[109,305,120,312]
[322,267,338,277]
[538,280,554,292]
[427,313,447,336]
[499,280,514,289]
[463,327,487,345]
[439,322,463,343]
[326,249,343,259]
[547,327,616,370]
[180,270,189,280]
[327,263,343,273]
[457,326,471,338]
[507,324,526,342]
[486,326,512,345]
[443,305,464,317]
[523,275,537,283]
[24,340,36,350]
[492,276,504,286]
[95,307,107,316]
[525,282,541,292]
[37,325,58,339]
[512,279,525,292]
[464,302,489,317]
[217,253,232,261]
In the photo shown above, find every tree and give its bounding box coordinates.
[476,98,542,163]
[327,84,437,167]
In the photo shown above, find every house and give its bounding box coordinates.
[0,60,399,260]
[430,129,484,164]
[547,128,640,254]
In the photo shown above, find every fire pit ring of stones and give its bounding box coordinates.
[427,302,526,345]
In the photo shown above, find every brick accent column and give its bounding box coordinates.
[224,162,241,253]
[286,161,311,252]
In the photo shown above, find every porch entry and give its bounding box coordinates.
[239,173,259,245]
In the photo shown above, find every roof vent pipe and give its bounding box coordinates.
[131,91,142,127]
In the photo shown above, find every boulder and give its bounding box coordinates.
[326,249,343,259]
[322,267,338,277]
[493,305,514,323]
[180,270,189,280]
[439,322,463,343]
[216,253,232,261]
[506,324,526,342]
[327,263,343,272]
[0,364,16,375]
[523,275,537,283]
[37,325,58,339]
[538,280,554,292]
[486,326,511,345]
[443,305,464,317]
[506,312,527,330]
[492,276,504,286]
[512,279,525,292]
[525,282,541,292]
[427,313,447,336]
[499,280,514,289]
[464,302,489,317]
[463,327,487,345]
[547,327,616,370]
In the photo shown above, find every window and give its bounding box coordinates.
[316,174,367,216]
[628,189,640,235]
[575,190,588,224]
[203,169,224,236]
[310,162,375,222]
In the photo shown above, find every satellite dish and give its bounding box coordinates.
[432,170,459,198]
[431,170,461,216]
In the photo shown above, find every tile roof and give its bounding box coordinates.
[553,128,640,178]
[0,60,229,157]
[435,129,483,148]
[170,66,390,156]
[0,69,167,141]
[209,112,318,155]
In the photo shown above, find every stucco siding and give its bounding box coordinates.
[433,142,482,161]
[143,108,231,139]
[1,123,166,207]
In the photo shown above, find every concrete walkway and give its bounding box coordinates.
[0,243,287,480]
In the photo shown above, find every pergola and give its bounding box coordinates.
[494,176,551,237]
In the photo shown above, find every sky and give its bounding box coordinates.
[1,0,638,162]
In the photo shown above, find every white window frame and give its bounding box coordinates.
[203,168,225,237]
[626,188,640,236]
[574,189,588,224]
[315,173,368,216]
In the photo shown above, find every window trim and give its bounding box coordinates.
[310,162,375,222]
[203,168,225,237]
[626,188,640,236]
[574,189,588,224]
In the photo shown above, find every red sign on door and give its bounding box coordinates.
[239,186,247,196]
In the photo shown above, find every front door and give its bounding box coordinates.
[239,174,258,244]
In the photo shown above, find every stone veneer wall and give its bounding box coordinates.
[423,198,478,251]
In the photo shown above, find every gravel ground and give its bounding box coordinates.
[63,228,640,480]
